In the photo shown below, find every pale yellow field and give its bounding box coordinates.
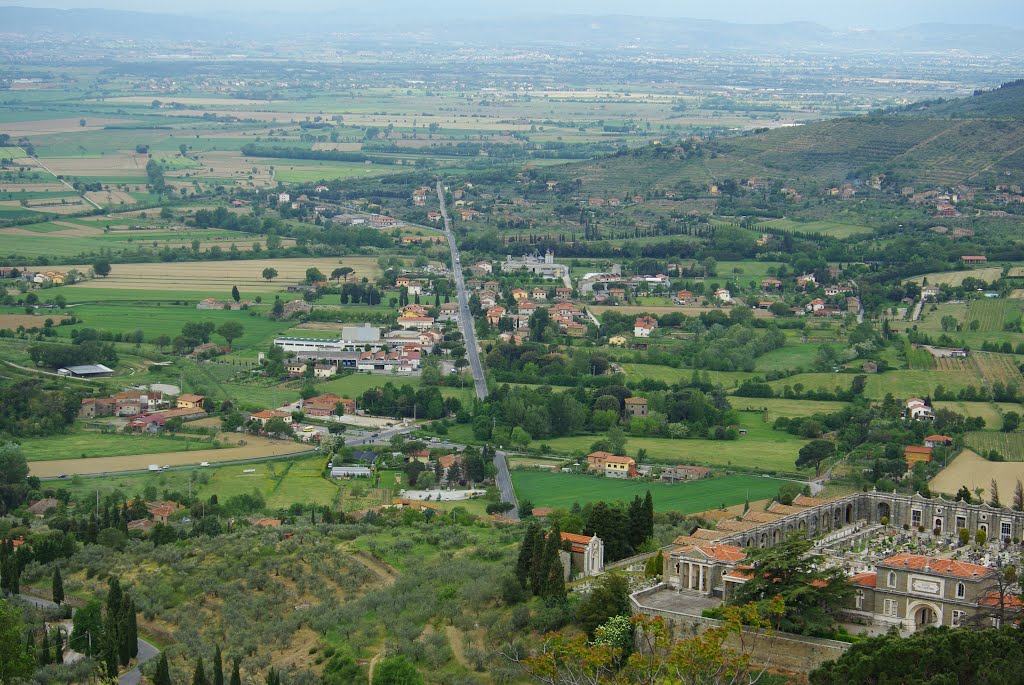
[85,189,137,206]
[58,257,383,292]
[1011,290,1024,300]
[28,435,301,477]
[0,314,70,329]
[930,449,1024,498]
[0,182,70,192]
[40,153,148,177]
[0,118,139,135]
[907,268,1004,286]
[98,96,282,106]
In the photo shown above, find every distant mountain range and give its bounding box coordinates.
[2,5,1024,54]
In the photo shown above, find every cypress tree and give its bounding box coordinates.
[103,611,118,678]
[53,627,63,665]
[52,566,64,605]
[25,625,35,659]
[127,598,138,659]
[117,594,132,666]
[230,657,241,685]
[39,627,50,666]
[266,667,279,685]
[155,653,172,685]
[542,522,566,600]
[514,521,538,589]
[627,495,645,552]
[192,657,208,685]
[528,524,547,595]
[213,645,224,685]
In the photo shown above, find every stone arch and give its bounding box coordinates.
[772,528,781,545]
[821,512,830,531]
[746,537,755,547]
[877,501,891,522]
[760,532,768,548]
[833,508,842,527]
[798,519,807,531]
[908,600,943,632]
[845,504,853,523]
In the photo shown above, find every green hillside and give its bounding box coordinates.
[551,80,1024,191]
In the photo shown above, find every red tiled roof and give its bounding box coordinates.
[560,532,594,545]
[675,543,746,563]
[980,591,1024,609]
[924,435,952,442]
[850,571,877,587]
[905,446,933,454]
[879,554,993,579]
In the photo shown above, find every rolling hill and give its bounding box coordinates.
[551,80,1024,193]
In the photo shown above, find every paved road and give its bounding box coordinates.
[436,180,521,517]
[493,451,519,517]
[436,180,488,402]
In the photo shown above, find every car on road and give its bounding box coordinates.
[57,474,67,479]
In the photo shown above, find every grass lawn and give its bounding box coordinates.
[753,343,821,373]
[767,373,852,394]
[538,414,809,474]
[760,218,874,238]
[933,401,1017,428]
[320,373,423,399]
[511,471,784,513]
[20,431,217,462]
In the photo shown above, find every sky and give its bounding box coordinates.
[8,0,1024,29]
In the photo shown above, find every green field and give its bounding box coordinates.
[20,430,217,462]
[761,218,874,238]
[729,397,850,418]
[538,415,809,473]
[933,401,1018,427]
[752,343,821,372]
[273,161,409,183]
[58,303,290,352]
[620,363,758,388]
[511,471,784,513]
[48,454,334,506]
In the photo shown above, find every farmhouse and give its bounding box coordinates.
[905,445,934,468]
[146,501,184,524]
[624,396,648,418]
[905,398,934,421]
[502,251,568,279]
[634,315,658,338]
[961,255,988,265]
[176,394,206,410]
[660,465,711,482]
[251,410,293,426]
[924,435,953,448]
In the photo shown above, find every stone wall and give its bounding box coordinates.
[630,586,850,674]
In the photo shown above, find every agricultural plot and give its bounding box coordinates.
[752,343,821,372]
[864,368,979,399]
[540,417,809,473]
[760,218,874,238]
[19,430,217,462]
[729,397,850,418]
[965,432,1024,460]
[28,435,306,478]
[966,299,1011,332]
[620,363,758,388]
[931,449,1024,499]
[57,302,292,351]
[510,471,783,513]
[972,352,1024,387]
[58,257,382,294]
[907,268,1004,286]
[933,402,1015,427]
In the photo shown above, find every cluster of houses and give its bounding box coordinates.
[196,298,254,311]
[486,297,588,339]
[79,391,208,432]
[0,267,74,286]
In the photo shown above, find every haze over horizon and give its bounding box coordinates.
[6,0,1024,30]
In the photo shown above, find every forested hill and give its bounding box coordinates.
[551,81,1024,193]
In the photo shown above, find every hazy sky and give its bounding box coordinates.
[8,0,1024,28]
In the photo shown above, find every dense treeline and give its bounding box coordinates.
[357,382,461,421]
[239,144,399,165]
[0,382,82,437]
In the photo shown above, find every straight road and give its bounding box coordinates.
[435,180,519,518]
[436,180,488,401]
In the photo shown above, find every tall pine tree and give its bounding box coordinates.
[230,657,241,685]
[542,522,566,600]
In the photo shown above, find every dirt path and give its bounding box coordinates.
[350,551,399,586]
[445,626,473,670]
